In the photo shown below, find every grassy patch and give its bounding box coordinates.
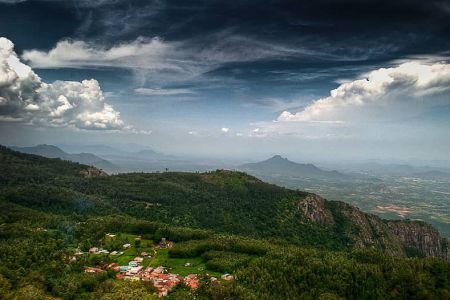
[149,248,221,277]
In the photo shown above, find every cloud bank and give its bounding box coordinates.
[0,37,126,130]
[21,35,320,77]
[278,61,450,123]
[22,38,175,70]
[249,61,450,139]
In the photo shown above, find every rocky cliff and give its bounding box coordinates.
[299,194,449,258]
[81,166,108,178]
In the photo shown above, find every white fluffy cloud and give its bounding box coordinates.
[221,127,229,133]
[0,37,126,130]
[278,61,450,123]
[22,38,175,70]
[247,60,450,139]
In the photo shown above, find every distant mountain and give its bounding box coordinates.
[239,155,346,179]
[58,144,129,156]
[347,162,450,177]
[10,144,117,173]
[60,144,215,172]
[11,144,67,158]
[134,149,166,159]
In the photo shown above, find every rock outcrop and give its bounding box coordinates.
[386,220,448,258]
[299,194,449,258]
[299,194,334,226]
[81,167,108,178]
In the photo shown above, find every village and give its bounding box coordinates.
[78,234,233,297]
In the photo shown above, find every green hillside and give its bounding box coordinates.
[0,146,449,299]
[1,146,447,257]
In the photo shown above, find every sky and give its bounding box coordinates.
[0,0,450,161]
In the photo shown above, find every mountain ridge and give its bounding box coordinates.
[1,145,447,259]
[239,155,346,179]
[10,144,117,173]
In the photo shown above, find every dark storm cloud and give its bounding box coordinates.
[2,0,450,101]
[70,0,450,86]
[5,0,449,54]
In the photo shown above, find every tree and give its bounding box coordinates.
[12,285,46,300]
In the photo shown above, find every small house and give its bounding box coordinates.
[221,274,234,281]
[126,266,143,275]
[153,266,165,274]
[128,261,139,267]
[119,266,130,273]
[158,238,174,249]
[133,257,144,263]
[84,267,105,273]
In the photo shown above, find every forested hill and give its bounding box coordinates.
[0,145,448,258]
[1,145,450,299]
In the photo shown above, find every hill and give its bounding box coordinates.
[0,145,449,299]
[239,155,346,180]
[1,146,447,258]
[11,144,118,173]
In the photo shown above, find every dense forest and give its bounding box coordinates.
[0,146,449,299]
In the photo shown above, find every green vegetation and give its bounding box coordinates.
[149,248,218,276]
[0,146,365,251]
[0,146,449,299]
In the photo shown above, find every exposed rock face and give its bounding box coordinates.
[386,220,448,258]
[81,167,108,178]
[337,203,404,256]
[299,194,334,226]
[299,194,449,258]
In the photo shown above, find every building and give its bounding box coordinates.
[133,257,144,263]
[114,264,203,297]
[128,261,139,267]
[126,266,143,276]
[89,247,99,253]
[84,267,105,273]
[123,243,131,249]
[153,266,165,274]
[158,238,174,249]
[105,233,116,239]
[107,263,119,271]
[185,274,199,289]
[221,274,234,281]
[119,266,130,273]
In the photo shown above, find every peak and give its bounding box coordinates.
[36,144,59,149]
[270,155,286,160]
